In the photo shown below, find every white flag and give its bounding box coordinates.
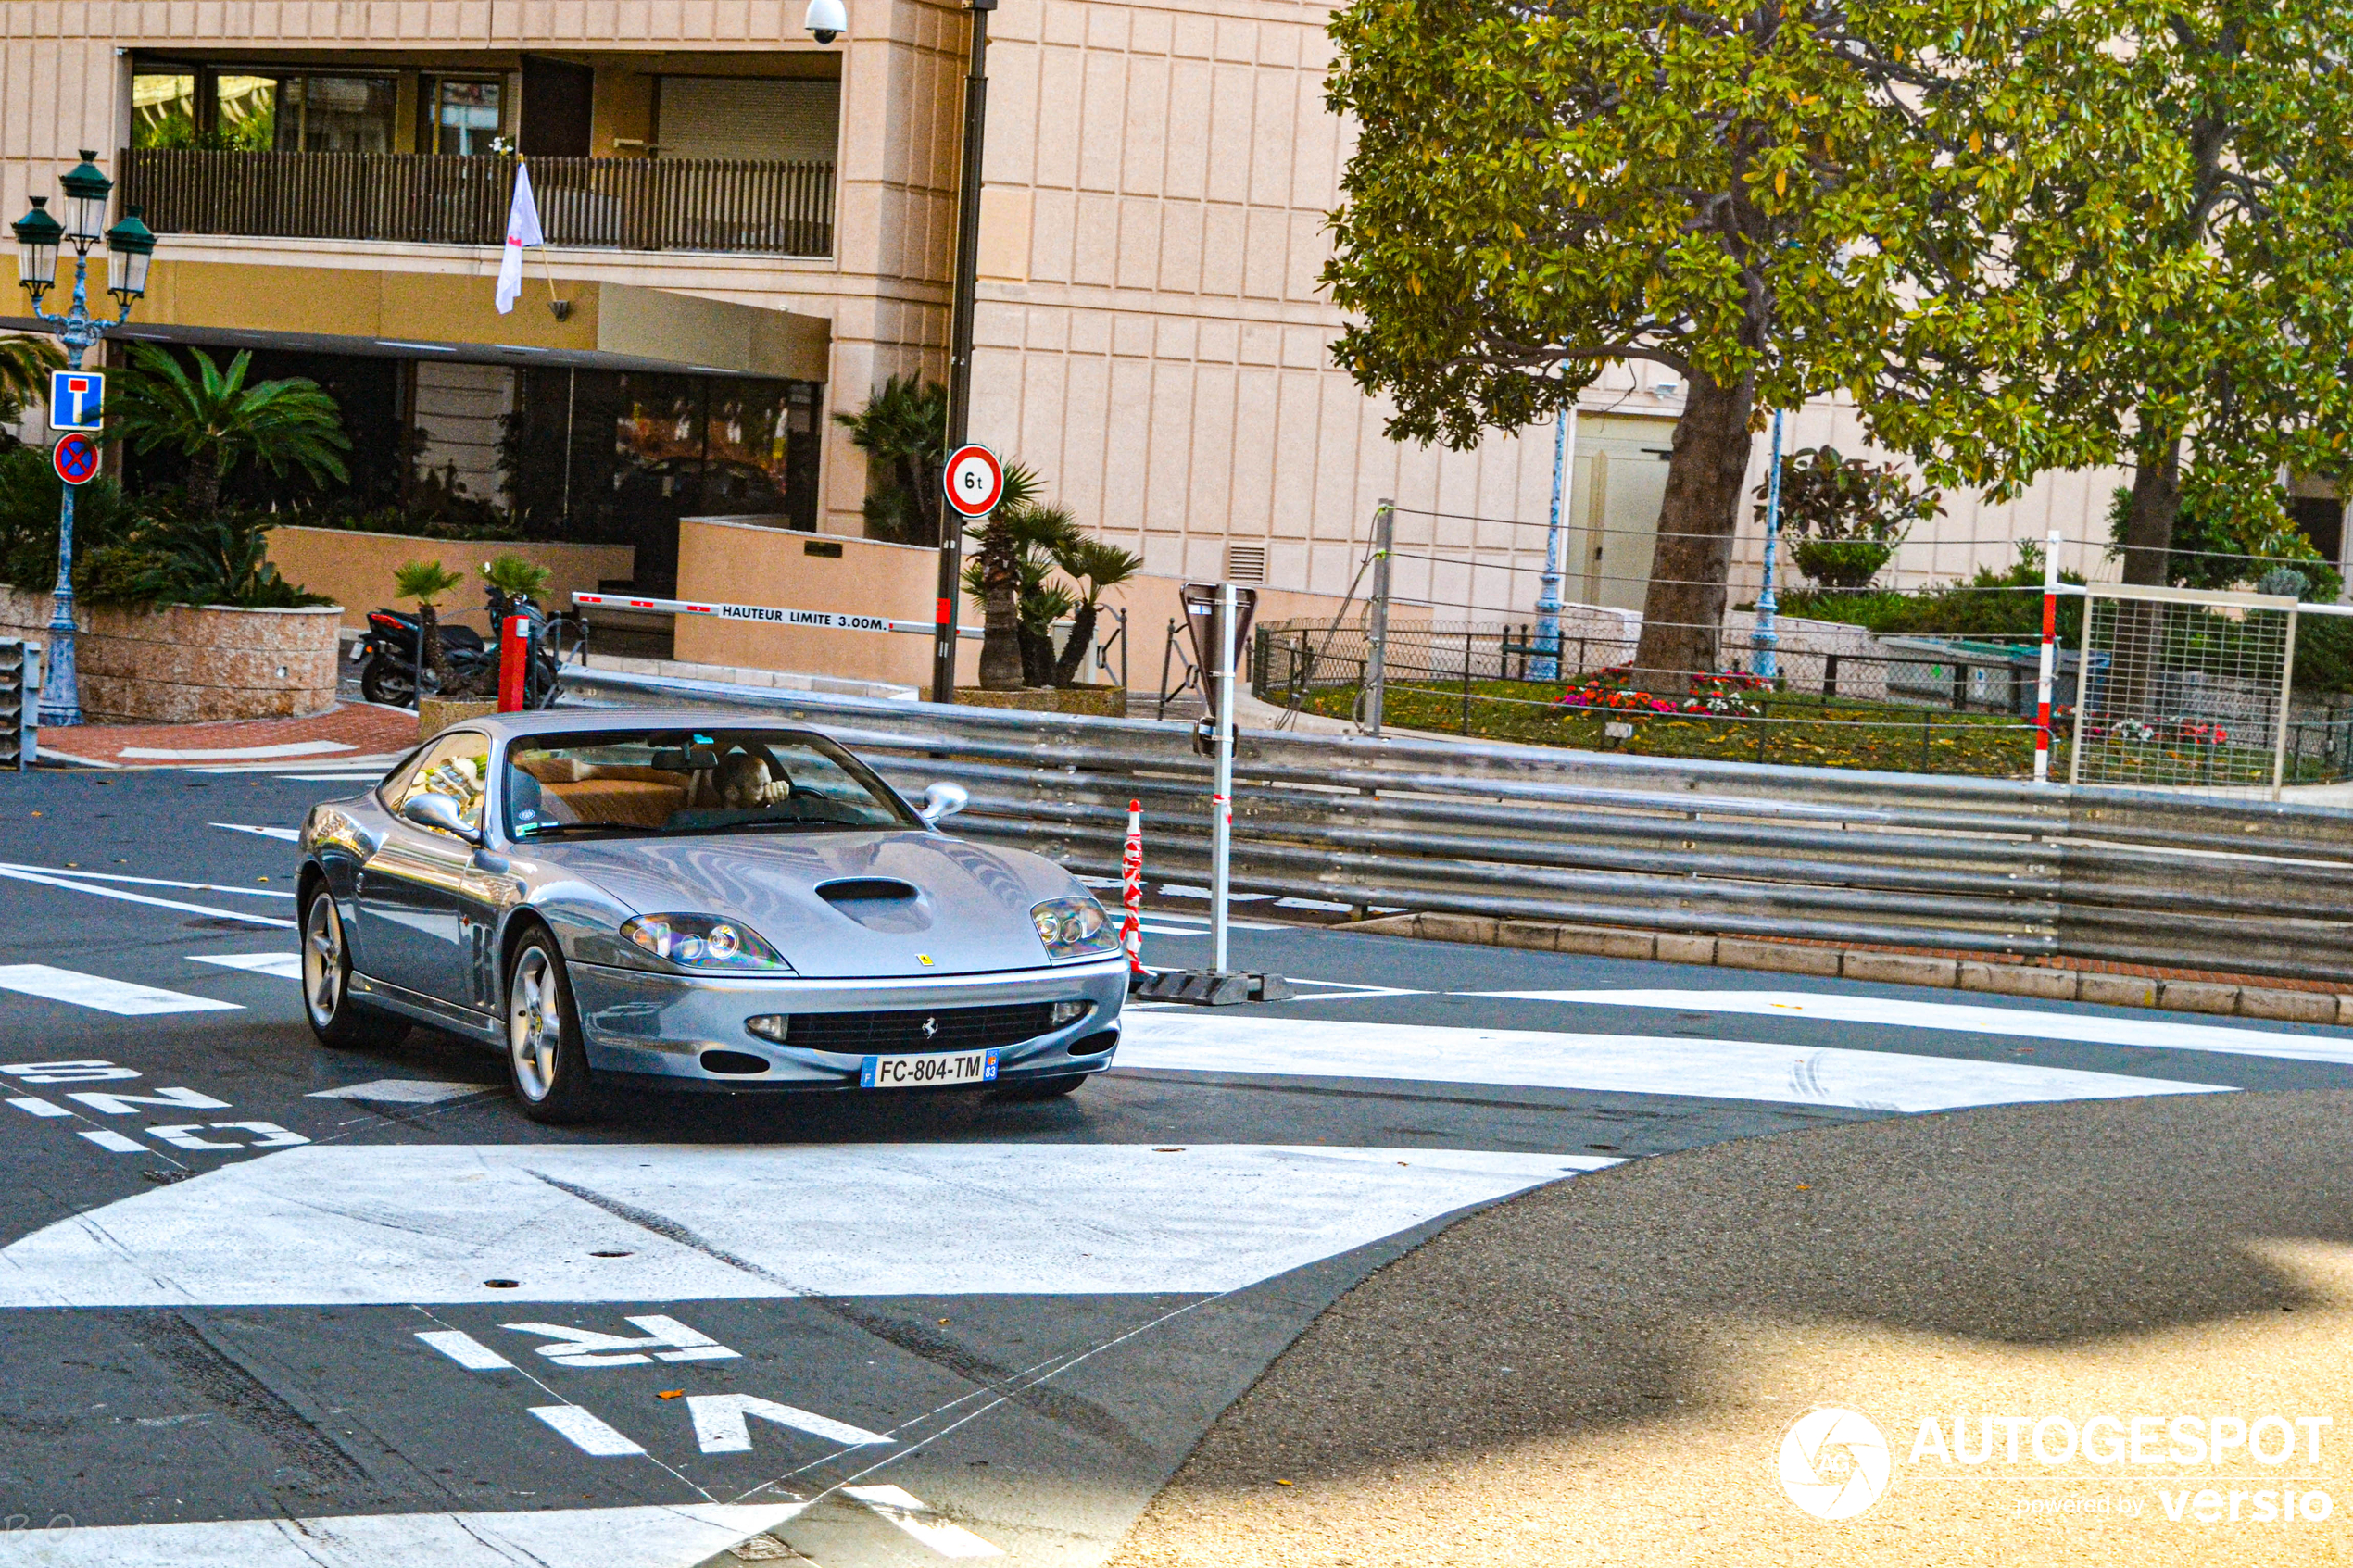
[496,161,544,316]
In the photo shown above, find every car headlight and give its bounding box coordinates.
[619,913,792,972]
[1030,896,1119,960]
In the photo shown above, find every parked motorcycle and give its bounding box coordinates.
[356,584,583,709]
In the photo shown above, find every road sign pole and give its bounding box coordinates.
[1211,581,1238,975]
[937,445,1006,704]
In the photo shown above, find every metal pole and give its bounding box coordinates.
[932,0,994,705]
[1365,498,1393,736]
[1534,401,1575,680]
[2272,603,2299,801]
[1211,581,1238,975]
[1753,408,1784,682]
[2070,585,2096,785]
[33,253,118,729]
[2034,528,2059,783]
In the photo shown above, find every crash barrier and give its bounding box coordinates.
[561,664,2353,985]
[0,640,33,771]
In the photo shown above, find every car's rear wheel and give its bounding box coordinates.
[506,933,597,1124]
[301,884,409,1049]
[990,1073,1089,1102]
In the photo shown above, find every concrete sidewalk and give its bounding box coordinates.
[32,702,420,768]
[1110,1093,2353,1567]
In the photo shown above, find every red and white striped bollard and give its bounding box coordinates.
[1120,798,1144,974]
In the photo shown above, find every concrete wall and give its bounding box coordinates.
[672,518,956,688]
[263,527,636,633]
[0,587,339,722]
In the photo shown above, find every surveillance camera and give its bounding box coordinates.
[805,0,848,43]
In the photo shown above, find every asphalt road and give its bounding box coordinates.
[4,761,2353,1567]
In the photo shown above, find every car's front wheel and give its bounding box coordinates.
[301,884,409,1049]
[506,932,597,1124]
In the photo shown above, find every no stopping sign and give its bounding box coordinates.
[942,444,1005,518]
[52,433,100,487]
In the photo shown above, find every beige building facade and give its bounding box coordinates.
[3,2,2334,677]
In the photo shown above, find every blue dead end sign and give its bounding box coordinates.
[48,369,103,433]
[52,432,100,487]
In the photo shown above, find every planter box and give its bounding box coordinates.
[419,697,500,740]
[956,686,1127,716]
[0,588,342,723]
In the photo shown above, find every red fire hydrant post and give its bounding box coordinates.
[497,613,530,712]
[1121,799,1144,975]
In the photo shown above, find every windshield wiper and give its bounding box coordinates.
[513,823,640,840]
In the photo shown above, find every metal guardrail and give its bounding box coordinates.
[561,665,2353,984]
[0,641,34,771]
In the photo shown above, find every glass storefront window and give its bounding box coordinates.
[283,76,396,154]
[131,74,197,148]
[432,79,505,156]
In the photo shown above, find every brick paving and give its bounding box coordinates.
[31,702,420,769]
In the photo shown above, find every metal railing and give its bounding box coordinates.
[559,667,2353,985]
[120,148,837,257]
[0,641,33,771]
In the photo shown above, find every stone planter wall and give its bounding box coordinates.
[955,685,1127,716]
[0,587,343,723]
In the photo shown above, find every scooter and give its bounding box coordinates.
[356,586,582,709]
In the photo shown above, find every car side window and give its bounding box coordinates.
[391,731,490,833]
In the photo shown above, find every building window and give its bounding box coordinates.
[131,73,198,147]
[282,76,396,154]
[428,78,506,156]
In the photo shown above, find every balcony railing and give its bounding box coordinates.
[119,148,835,258]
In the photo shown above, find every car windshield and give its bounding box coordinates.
[503,728,920,840]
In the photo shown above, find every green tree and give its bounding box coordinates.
[392,558,465,687]
[1323,0,1992,691]
[833,375,948,546]
[0,335,65,438]
[109,345,351,519]
[1871,2,2353,592]
[1051,536,1144,687]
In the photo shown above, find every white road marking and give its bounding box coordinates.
[0,862,295,897]
[2,1060,139,1083]
[0,867,294,929]
[68,1087,232,1116]
[7,1097,70,1118]
[0,1503,807,1568]
[1282,979,1427,1001]
[415,1330,514,1371]
[0,966,241,1015]
[842,1486,1003,1559]
[503,1314,739,1367]
[121,740,356,760]
[1478,988,2353,1066]
[1114,1015,2225,1112]
[530,1404,646,1456]
[687,1393,891,1453]
[75,1129,145,1153]
[0,1143,1604,1307]
[210,822,302,841]
[149,1123,308,1151]
[308,1078,489,1105]
[192,953,304,979]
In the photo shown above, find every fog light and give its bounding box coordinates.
[1051,1000,1089,1026]
[746,1015,789,1043]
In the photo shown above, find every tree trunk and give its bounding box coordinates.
[418,603,450,689]
[1019,626,1053,686]
[188,449,222,519]
[1629,366,1757,696]
[2110,425,2183,718]
[1053,601,1098,686]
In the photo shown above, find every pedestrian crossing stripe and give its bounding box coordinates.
[0,965,240,1015]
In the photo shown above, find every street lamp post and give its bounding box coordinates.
[1532,393,1577,682]
[1753,408,1786,682]
[11,152,155,729]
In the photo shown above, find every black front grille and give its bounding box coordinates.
[786,1002,1061,1054]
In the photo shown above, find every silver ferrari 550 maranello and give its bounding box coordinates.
[295,710,1128,1123]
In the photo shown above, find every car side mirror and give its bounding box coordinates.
[918,782,969,827]
[399,791,483,844]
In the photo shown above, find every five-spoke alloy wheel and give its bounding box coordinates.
[506,931,596,1123]
[300,884,409,1049]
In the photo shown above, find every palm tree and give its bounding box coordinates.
[0,335,64,433]
[108,345,351,518]
[833,375,947,545]
[968,464,1051,689]
[1051,536,1144,687]
[393,558,465,690]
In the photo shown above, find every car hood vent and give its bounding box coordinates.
[814,877,930,934]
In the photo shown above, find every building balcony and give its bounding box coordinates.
[119,147,835,258]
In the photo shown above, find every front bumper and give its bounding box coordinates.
[568,953,1130,1090]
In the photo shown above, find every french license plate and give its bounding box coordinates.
[861,1048,998,1089]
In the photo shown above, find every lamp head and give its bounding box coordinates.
[104,206,157,303]
[57,150,113,246]
[804,0,848,44]
[11,195,61,301]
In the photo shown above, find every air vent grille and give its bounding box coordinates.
[1225,544,1267,584]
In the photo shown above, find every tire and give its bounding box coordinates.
[360,655,437,708]
[301,884,410,1049]
[990,1073,1089,1102]
[505,932,598,1124]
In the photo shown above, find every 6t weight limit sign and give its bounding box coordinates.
[943,444,1004,518]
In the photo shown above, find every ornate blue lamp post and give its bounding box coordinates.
[11,151,157,729]
[1753,408,1786,681]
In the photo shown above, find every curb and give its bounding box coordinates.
[1346,912,2349,1025]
